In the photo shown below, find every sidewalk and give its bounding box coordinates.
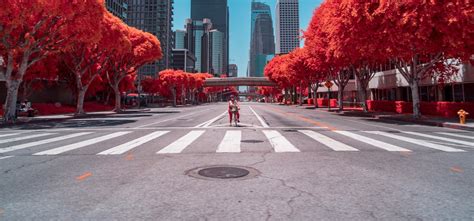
[295,104,474,131]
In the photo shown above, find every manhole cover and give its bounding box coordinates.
[186,165,260,181]
[241,139,264,143]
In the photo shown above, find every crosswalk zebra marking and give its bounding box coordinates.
[97,131,170,155]
[216,131,241,153]
[403,132,474,148]
[0,132,93,154]
[157,130,205,154]
[0,133,55,145]
[335,131,412,152]
[33,132,131,155]
[435,132,474,140]
[0,133,22,138]
[262,130,300,153]
[365,131,466,152]
[299,130,359,151]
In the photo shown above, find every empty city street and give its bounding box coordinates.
[0,103,473,220]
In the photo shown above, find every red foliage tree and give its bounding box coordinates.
[0,0,104,122]
[107,25,162,112]
[375,0,474,117]
[61,10,130,115]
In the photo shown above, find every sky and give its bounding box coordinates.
[173,0,323,77]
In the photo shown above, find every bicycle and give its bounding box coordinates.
[230,106,239,127]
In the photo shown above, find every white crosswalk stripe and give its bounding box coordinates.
[435,132,474,140]
[0,133,22,138]
[299,130,359,151]
[335,131,412,152]
[217,131,241,153]
[262,130,300,153]
[0,133,54,145]
[98,131,169,155]
[1,129,472,156]
[33,132,131,155]
[365,131,466,152]
[403,131,474,148]
[0,132,93,154]
[157,130,205,154]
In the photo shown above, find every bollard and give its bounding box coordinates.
[457,109,469,124]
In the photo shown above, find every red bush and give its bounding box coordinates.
[367,100,474,118]
[317,99,338,108]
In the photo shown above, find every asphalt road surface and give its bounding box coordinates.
[0,102,473,220]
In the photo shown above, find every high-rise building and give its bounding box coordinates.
[171,49,196,73]
[105,0,128,20]
[249,1,275,77]
[174,30,186,49]
[185,19,213,73]
[126,0,174,77]
[191,0,229,75]
[276,0,300,54]
[229,64,238,77]
[209,30,224,76]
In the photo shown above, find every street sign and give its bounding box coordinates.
[325,81,333,89]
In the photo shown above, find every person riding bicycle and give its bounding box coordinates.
[228,95,240,125]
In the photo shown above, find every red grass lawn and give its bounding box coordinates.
[0,102,114,117]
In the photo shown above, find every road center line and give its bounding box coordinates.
[198,111,227,128]
[249,106,269,128]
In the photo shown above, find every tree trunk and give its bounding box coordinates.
[313,84,319,108]
[410,80,421,118]
[3,79,22,123]
[113,84,122,112]
[338,86,345,111]
[172,87,177,107]
[356,77,369,112]
[299,85,303,106]
[76,89,87,116]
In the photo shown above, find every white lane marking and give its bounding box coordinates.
[0,133,22,138]
[0,132,93,154]
[262,130,300,153]
[157,131,205,154]
[198,111,227,128]
[0,133,54,145]
[249,106,269,128]
[299,130,359,151]
[0,156,14,160]
[97,131,169,155]
[403,131,474,148]
[365,131,465,152]
[194,119,211,128]
[135,109,210,128]
[335,131,411,152]
[33,132,131,155]
[436,132,474,140]
[216,131,241,153]
[72,118,143,121]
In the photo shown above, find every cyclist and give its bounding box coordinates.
[228,95,240,126]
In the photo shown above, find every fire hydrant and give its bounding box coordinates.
[457,109,469,124]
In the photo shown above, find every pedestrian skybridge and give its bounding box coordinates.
[203,77,277,87]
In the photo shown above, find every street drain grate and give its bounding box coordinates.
[186,166,260,180]
[241,139,264,143]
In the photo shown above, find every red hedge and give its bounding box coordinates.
[367,100,474,118]
[316,99,338,108]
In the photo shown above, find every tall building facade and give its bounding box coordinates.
[249,1,275,77]
[229,64,238,77]
[174,30,186,49]
[126,0,174,77]
[191,0,229,75]
[185,19,213,73]
[105,0,128,20]
[209,30,224,75]
[276,0,299,54]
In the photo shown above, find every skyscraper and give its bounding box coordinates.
[276,0,300,54]
[249,1,275,77]
[126,0,174,77]
[209,30,224,75]
[229,64,238,78]
[105,0,128,20]
[185,19,213,73]
[174,30,186,49]
[191,0,229,75]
